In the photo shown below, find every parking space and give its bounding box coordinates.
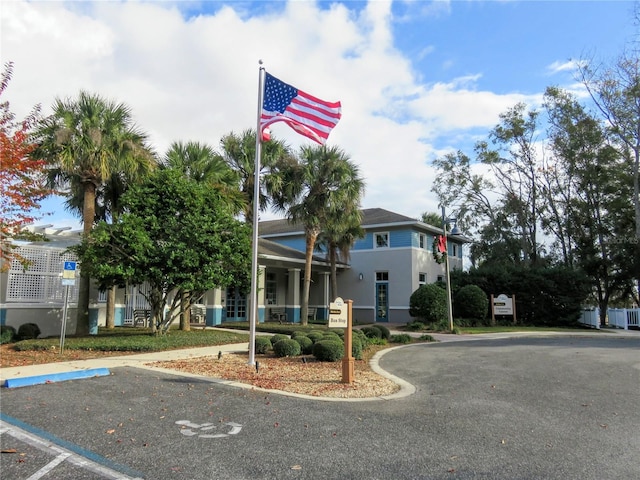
[1,335,639,479]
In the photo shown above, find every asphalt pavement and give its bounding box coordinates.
[1,329,639,479]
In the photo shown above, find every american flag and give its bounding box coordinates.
[260,72,341,145]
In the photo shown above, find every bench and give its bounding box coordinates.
[269,307,288,323]
[307,307,317,322]
[132,309,151,327]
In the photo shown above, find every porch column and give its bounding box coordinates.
[287,268,301,323]
[257,266,266,323]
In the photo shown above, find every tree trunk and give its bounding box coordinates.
[180,290,191,331]
[301,230,319,326]
[105,286,116,329]
[76,182,97,336]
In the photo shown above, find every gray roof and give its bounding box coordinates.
[258,238,347,267]
[260,208,440,235]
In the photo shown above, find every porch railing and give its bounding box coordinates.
[579,307,640,330]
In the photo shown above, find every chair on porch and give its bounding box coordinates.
[269,307,288,323]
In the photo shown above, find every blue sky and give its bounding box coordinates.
[2,0,636,230]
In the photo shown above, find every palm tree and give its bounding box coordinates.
[218,129,293,223]
[33,91,155,334]
[163,140,244,330]
[271,145,364,325]
[317,208,365,301]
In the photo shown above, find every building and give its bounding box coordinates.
[0,208,465,335]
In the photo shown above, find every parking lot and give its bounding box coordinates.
[1,334,639,479]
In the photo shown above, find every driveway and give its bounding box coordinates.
[1,334,639,479]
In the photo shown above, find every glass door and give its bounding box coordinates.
[375,271,389,322]
[225,286,247,321]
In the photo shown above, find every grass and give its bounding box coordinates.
[11,327,250,352]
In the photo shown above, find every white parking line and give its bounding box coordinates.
[1,420,143,480]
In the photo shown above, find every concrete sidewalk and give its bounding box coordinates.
[0,342,250,386]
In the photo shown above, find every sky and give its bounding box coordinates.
[1,0,637,231]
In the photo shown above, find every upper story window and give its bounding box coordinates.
[374,232,389,249]
[419,233,426,249]
[376,271,389,281]
[452,243,458,257]
[418,273,427,286]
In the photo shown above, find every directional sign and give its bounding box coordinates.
[328,296,348,328]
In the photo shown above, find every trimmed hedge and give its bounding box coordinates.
[293,335,314,354]
[0,325,16,345]
[409,284,447,324]
[273,338,301,357]
[312,340,344,362]
[270,333,289,345]
[391,333,412,344]
[17,323,41,340]
[306,331,325,343]
[360,326,382,339]
[255,336,272,354]
[454,284,488,321]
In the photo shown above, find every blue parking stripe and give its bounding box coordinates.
[0,413,145,479]
[3,368,111,388]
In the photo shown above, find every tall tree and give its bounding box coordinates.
[578,52,640,303]
[218,129,293,224]
[74,169,251,335]
[33,91,155,334]
[0,61,49,271]
[163,140,244,330]
[271,145,363,325]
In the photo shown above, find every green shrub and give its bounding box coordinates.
[0,325,17,344]
[273,338,301,357]
[312,340,344,362]
[372,324,391,340]
[454,285,489,320]
[367,337,387,345]
[351,336,363,360]
[405,321,426,331]
[360,326,382,339]
[352,328,367,343]
[409,284,447,324]
[391,333,412,344]
[17,323,41,340]
[270,333,289,345]
[255,336,272,354]
[293,335,313,354]
[322,332,342,342]
[419,334,436,342]
[291,331,309,339]
[306,330,325,343]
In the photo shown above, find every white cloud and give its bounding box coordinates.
[2,0,549,228]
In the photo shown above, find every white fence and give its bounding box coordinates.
[579,307,640,330]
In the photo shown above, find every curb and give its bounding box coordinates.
[3,367,111,389]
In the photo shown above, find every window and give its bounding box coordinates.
[265,272,277,305]
[452,244,458,257]
[418,273,427,286]
[374,232,389,249]
[419,233,426,249]
[437,275,444,283]
[98,289,107,303]
[376,271,389,281]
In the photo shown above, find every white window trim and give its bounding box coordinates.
[374,232,390,249]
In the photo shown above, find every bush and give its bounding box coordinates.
[322,332,342,342]
[270,333,289,345]
[405,321,426,331]
[306,330,325,343]
[312,340,344,362]
[454,285,489,321]
[293,335,314,354]
[352,328,367,343]
[391,333,412,344]
[360,326,382,339]
[0,325,17,344]
[273,338,301,357]
[17,323,41,340]
[419,334,436,342]
[351,336,363,360]
[409,284,447,324]
[372,324,391,340]
[255,336,272,354]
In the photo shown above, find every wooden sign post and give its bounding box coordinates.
[328,297,354,384]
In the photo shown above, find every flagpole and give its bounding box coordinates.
[248,61,265,366]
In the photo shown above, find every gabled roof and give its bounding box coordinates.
[260,208,443,236]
